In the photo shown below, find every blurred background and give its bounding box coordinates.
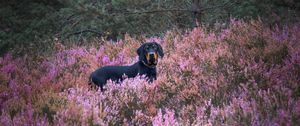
[1,0,300,56]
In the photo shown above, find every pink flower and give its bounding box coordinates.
[102,55,110,65]
[152,109,178,126]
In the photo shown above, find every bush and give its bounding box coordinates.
[2,0,300,56]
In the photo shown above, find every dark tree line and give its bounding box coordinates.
[1,0,299,55]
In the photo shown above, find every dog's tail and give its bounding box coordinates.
[88,73,99,90]
[88,73,93,87]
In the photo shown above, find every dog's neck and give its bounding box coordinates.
[139,60,156,69]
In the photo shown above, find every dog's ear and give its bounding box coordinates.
[137,44,146,61]
[137,44,144,56]
[154,42,164,58]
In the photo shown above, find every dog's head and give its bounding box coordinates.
[137,42,164,67]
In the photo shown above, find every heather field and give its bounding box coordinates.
[1,20,300,125]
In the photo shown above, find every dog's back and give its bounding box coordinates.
[90,64,139,91]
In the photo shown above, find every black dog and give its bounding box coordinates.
[89,42,164,91]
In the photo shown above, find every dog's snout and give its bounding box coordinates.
[148,52,157,59]
[149,52,155,55]
[149,54,155,58]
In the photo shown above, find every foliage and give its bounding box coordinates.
[1,20,300,125]
[1,0,300,56]
[0,0,63,55]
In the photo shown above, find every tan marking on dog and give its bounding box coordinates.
[146,53,150,62]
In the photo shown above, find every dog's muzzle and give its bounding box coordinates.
[146,52,158,65]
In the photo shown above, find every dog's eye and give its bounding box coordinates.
[145,46,150,50]
[153,45,157,49]
[151,45,157,50]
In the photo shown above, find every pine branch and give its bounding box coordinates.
[111,0,236,15]
[65,29,102,38]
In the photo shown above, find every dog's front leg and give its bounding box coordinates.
[147,75,156,83]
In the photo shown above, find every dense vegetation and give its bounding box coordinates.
[1,0,300,55]
[1,0,300,125]
[1,20,300,125]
